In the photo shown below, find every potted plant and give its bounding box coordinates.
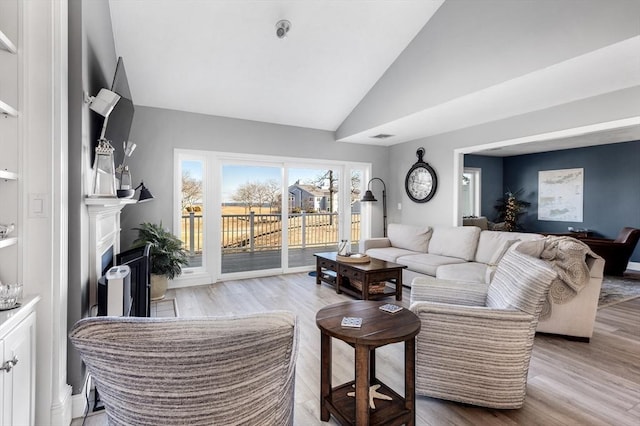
[133,222,189,300]
[494,189,531,232]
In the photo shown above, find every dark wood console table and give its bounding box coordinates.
[316,301,421,425]
[314,252,406,301]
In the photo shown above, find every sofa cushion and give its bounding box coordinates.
[486,249,557,316]
[366,247,417,263]
[436,262,487,283]
[387,223,432,253]
[396,253,466,276]
[428,226,481,261]
[474,231,542,264]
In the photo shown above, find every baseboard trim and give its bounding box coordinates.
[51,384,73,426]
[71,375,91,420]
[627,261,640,272]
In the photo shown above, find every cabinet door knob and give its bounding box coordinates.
[1,356,18,372]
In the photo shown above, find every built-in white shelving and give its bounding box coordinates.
[0,170,18,180]
[0,29,17,54]
[0,99,18,117]
[0,237,17,249]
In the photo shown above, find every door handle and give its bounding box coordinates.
[1,356,18,373]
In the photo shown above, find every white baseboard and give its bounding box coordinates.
[50,384,72,426]
[71,375,91,421]
[628,261,640,272]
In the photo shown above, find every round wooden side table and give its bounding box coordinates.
[316,300,421,426]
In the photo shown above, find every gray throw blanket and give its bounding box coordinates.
[538,236,599,319]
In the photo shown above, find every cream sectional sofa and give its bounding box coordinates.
[363,223,605,340]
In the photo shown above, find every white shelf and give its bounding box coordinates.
[0,29,17,54]
[0,237,17,249]
[84,197,137,206]
[0,99,18,117]
[0,170,18,180]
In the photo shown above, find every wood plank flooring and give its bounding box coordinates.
[74,272,640,425]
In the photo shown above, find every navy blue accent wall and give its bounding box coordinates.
[503,140,640,263]
[464,154,504,219]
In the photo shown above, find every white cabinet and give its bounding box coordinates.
[0,296,38,426]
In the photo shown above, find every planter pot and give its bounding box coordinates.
[150,274,168,301]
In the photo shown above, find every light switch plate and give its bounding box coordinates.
[28,193,48,218]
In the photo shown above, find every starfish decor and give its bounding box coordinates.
[346,384,392,409]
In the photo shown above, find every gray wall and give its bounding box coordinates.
[67,0,119,393]
[337,0,640,139]
[387,87,640,229]
[120,106,390,249]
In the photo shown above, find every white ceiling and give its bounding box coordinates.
[109,0,443,131]
[109,0,640,152]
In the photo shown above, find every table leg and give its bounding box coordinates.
[370,348,376,385]
[362,277,370,301]
[396,271,403,301]
[320,332,332,421]
[355,344,370,426]
[336,271,342,294]
[316,260,321,285]
[405,338,416,426]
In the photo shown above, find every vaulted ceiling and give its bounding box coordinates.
[109,0,640,150]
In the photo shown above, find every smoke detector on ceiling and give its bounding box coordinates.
[276,20,291,39]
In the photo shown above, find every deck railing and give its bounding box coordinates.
[180,212,361,254]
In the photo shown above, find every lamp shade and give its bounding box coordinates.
[361,190,377,202]
[135,182,154,203]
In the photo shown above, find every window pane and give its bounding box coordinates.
[221,164,282,273]
[288,168,340,268]
[181,160,204,268]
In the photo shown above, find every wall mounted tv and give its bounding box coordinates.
[101,56,135,166]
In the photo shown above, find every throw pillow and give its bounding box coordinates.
[514,239,545,258]
[387,223,432,252]
[484,239,519,284]
[488,239,520,266]
[486,249,557,316]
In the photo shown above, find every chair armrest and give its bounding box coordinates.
[363,237,391,251]
[410,278,489,306]
[410,302,535,342]
[581,239,627,249]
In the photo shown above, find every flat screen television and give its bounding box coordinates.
[101,56,135,167]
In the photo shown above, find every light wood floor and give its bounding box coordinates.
[75,272,640,425]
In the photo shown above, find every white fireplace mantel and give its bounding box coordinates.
[85,197,137,309]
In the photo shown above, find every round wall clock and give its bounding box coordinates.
[405,147,437,203]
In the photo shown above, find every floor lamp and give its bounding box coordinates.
[361,177,387,237]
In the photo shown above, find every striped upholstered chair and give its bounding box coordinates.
[70,312,298,425]
[410,249,557,409]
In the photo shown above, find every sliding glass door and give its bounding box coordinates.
[221,163,282,274]
[175,150,370,283]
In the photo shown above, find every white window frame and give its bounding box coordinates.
[174,149,371,285]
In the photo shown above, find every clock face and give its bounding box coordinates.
[405,163,437,203]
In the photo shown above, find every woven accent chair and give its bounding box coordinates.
[410,249,557,409]
[69,312,299,426]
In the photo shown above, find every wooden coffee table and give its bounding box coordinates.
[314,252,406,301]
[316,300,421,426]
